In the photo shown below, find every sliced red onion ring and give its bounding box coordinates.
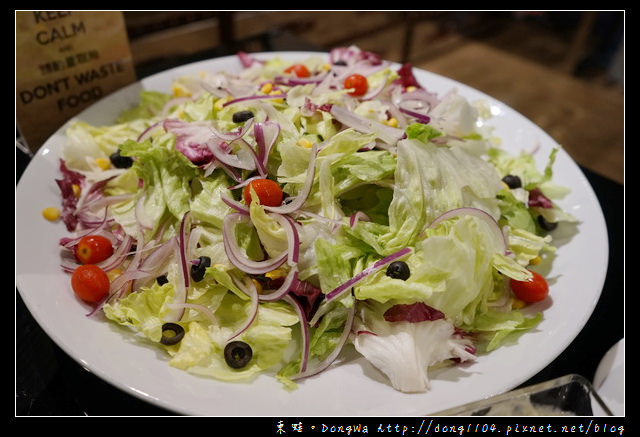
[290,302,355,381]
[349,211,370,228]
[137,120,163,142]
[237,51,263,68]
[166,303,218,326]
[230,138,264,174]
[227,275,259,341]
[135,193,154,230]
[209,117,254,142]
[263,143,318,215]
[97,234,134,273]
[258,268,299,302]
[161,96,192,117]
[222,213,288,275]
[270,213,300,266]
[161,212,191,323]
[325,247,412,302]
[203,160,243,182]
[222,93,287,108]
[361,73,389,101]
[220,192,249,215]
[254,121,280,176]
[131,236,177,290]
[330,104,405,145]
[207,137,256,171]
[428,207,507,254]
[273,74,328,86]
[398,107,431,124]
[178,212,191,290]
[283,294,310,373]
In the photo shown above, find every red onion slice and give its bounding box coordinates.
[222,213,288,275]
[263,143,318,215]
[222,93,287,108]
[329,104,405,145]
[227,276,259,341]
[361,73,389,101]
[428,207,507,254]
[166,302,218,326]
[131,236,178,290]
[137,120,162,142]
[209,117,254,142]
[398,107,431,124]
[325,247,412,302]
[220,192,250,215]
[349,211,370,228]
[283,294,310,373]
[254,121,280,176]
[290,303,355,381]
[270,213,301,266]
[258,268,298,302]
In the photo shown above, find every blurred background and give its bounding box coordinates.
[122,10,624,185]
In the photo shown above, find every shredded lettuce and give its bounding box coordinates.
[57,47,577,395]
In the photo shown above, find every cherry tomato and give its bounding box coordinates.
[510,270,549,303]
[284,64,310,78]
[71,264,110,303]
[243,178,284,207]
[344,74,369,96]
[75,235,114,264]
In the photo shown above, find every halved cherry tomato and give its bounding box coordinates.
[284,64,310,78]
[75,235,114,264]
[510,270,549,303]
[71,264,110,303]
[243,178,284,207]
[344,74,369,96]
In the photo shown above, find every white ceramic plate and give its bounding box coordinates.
[16,52,609,416]
[594,338,624,416]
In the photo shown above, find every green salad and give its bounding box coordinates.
[54,46,576,393]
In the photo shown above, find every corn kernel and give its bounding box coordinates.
[72,184,81,198]
[529,256,542,266]
[406,86,417,92]
[297,138,313,148]
[322,63,331,71]
[95,157,111,170]
[107,268,133,293]
[252,278,263,294]
[107,268,123,282]
[269,90,284,103]
[512,298,527,310]
[260,82,273,94]
[42,207,60,222]
[501,181,511,190]
[214,97,229,111]
[172,83,192,97]
[265,269,286,280]
[385,117,398,128]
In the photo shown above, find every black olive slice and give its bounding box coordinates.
[190,256,211,282]
[156,275,169,285]
[160,323,185,345]
[502,174,522,189]
[537,214,558,231]
[224,341,253,369]
[109,149,134,169]
[386,261,411,281]
[232,110,254,123]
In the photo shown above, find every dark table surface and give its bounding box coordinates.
[15,39,624,417]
